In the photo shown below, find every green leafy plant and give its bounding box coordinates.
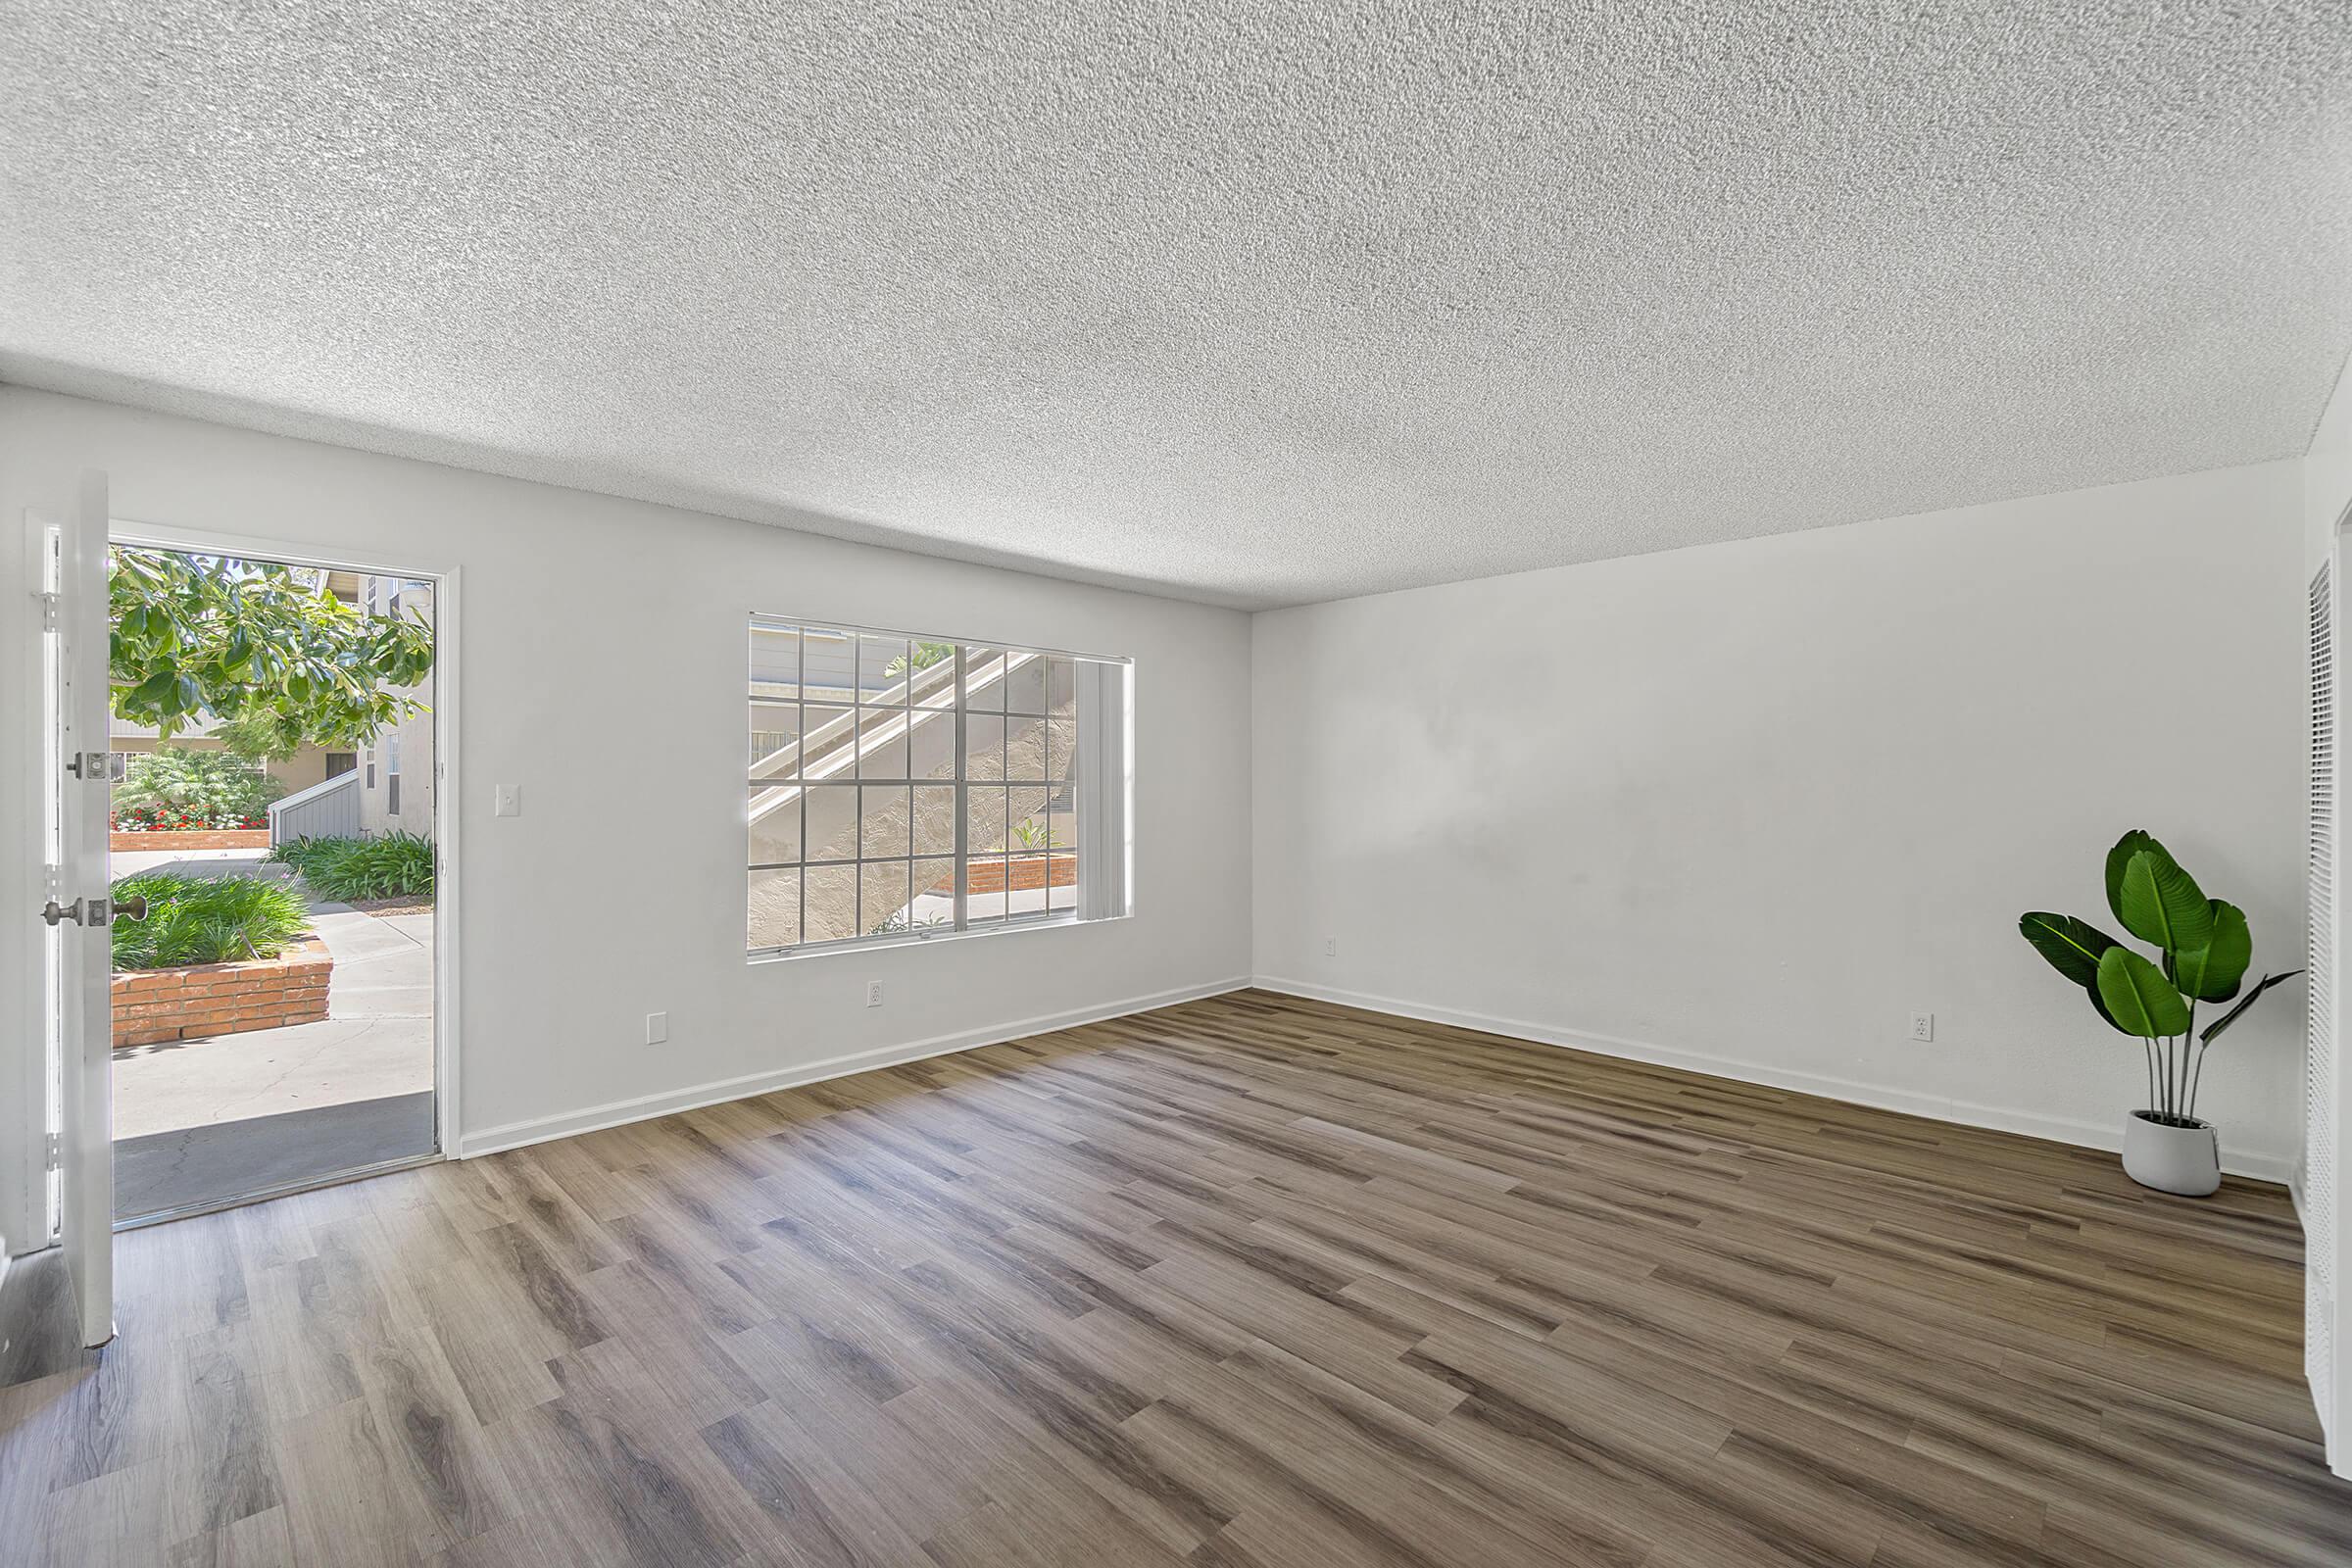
[2020,830,2301,1127]
[110,548,433,748]
[1009,818,1065,850]
[884,641,955,679]
[110,871,311,970]
[116,748,285,820]
[270,833,435,903]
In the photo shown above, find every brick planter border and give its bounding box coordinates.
[926,856,1077,896]
[110,828,270,852]
[113,935,331,1048]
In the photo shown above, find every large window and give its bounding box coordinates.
[747,616,1130,956]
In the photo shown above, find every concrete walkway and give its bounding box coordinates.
[110,847,435,1219]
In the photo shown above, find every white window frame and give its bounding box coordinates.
[747,613,1130,959]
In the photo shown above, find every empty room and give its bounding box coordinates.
[4,4,2351,1565]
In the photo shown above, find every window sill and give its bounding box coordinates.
[748,909,1128,965]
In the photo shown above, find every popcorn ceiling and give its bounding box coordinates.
[5,2,2349,608]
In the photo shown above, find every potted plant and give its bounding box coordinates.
[2020,830,2300,1197]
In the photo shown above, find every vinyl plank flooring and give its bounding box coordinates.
[274,1396,474,1568]
[2,990,2340,1566]
[168,1502,298,1568]
[699,1398,938,1568]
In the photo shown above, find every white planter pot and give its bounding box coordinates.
[2120,1109,2221,1198]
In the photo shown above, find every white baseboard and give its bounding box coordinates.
[1251,976,2298,1186]
[456,975,1252,1158]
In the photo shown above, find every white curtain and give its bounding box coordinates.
[1075,659,1130,921]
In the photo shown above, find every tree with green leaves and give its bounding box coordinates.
[209,710,311,763]
[109,549,434,750]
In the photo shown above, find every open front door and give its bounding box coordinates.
[33,470,116,1347]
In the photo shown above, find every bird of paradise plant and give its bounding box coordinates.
[2020,830,2300,1126]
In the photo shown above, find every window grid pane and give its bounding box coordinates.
[967,785,1007,857]
[911,643,956,708]
[803,704,851,777]
[803,863,857,943]
[912,786,956,857]
[965,854,1009,923]
[963,721,1004,783]
[750,699,800,777]
[858,711,911,779]
[861,786,910,858]
[861,860,912,937]
[748,783,803,867]
[858,634,909,704]
[961,646,1005,712]
[1004,655,1046,715]
[911,856,956,914]
[749,868,802,948]
[1005,711,1049,784]
[750,623,804,701]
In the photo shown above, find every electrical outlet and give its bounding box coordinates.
[645,1011,668,1046]
[1325,937,1339,957]
[1910,1011,1935,1043]
[866,980,884,1008]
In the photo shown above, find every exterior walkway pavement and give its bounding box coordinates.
[108,847,435,1220]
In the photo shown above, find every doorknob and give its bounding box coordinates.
[40,896,137,927]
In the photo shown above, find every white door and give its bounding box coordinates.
[33,470,115,1347]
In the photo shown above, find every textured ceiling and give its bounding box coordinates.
[5,3,2351,609]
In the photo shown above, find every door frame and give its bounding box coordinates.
[105,516,464,1168]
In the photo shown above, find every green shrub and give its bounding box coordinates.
[117,748,285,819]
[110,872,311,970]
[270,833,434,903]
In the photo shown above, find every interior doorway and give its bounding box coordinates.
[102,541,444,1225]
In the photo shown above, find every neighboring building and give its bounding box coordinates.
[356,574,435,837]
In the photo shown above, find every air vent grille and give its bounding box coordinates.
[2309,562,2336,1438]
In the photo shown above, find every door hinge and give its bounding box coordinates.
[44,1132,61,1171]
[36,591,59,633]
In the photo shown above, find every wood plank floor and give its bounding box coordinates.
[0,989,2341,1566]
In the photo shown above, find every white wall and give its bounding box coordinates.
[1254,461,2310,1178]
[2306,358,2352,572]
[0,389,1252,1202]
